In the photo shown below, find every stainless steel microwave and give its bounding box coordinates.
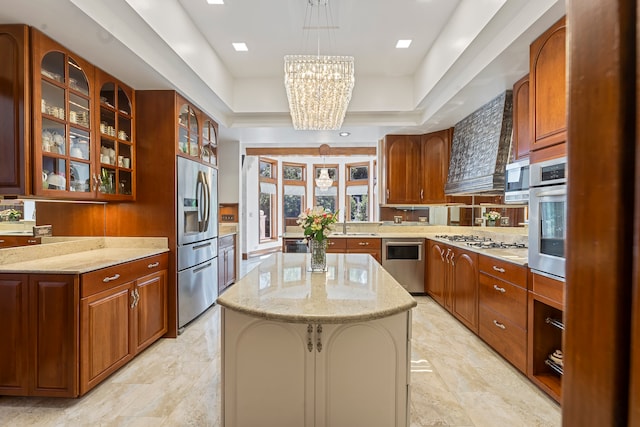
[504,159,529,204]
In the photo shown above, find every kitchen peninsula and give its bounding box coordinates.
[217,252,416,427]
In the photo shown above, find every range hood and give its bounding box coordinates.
[445,91,513,195]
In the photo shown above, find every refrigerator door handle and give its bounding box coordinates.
[203,173,211,232]
[196,171,206,232]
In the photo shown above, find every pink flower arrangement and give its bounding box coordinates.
[296,206,339,242]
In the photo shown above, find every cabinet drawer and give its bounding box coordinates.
[326,238,347,251]
[81,254,168,298]
[531,271,564,307]
[478,304,527,373]
[346,238,381,250]
[479,272,527,329]
[479,255,527,286]
[219,234,235,249]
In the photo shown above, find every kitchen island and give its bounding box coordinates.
[217,252,417,427]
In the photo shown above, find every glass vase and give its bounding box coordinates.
[310,239,327,272]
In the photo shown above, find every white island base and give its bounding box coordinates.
[218,253,416,427]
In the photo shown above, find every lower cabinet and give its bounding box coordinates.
[223,308,410,427]
[527,271,564,403]
[426,240,478,333]
[0,236,41,248]
[478,255,528,373]
[0,274,78,397]
[218,234,236,294]
[326,237,382,264]
[0,253,167,398]
[80,253,168,395]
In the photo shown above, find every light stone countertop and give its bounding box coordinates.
[283,229,529,266]
[216,252,417,324]
[0,237,169,274]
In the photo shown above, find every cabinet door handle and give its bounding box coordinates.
[148,261,160,269]
[307,324,313,352]
[439,249,445,262]
[135,289,140,307]
[493,320,506,330]
[450,253,455,266]
[493,284,506,293]
[386,188,390,200]
[492,266,506,273]
[103,273,121,283]
[130,290,137,308]
[358,242,369,246]
[316,324,323,353]
[420,189,424,200]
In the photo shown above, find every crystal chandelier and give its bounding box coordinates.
[315,168,333,189]
[284,0,355,130]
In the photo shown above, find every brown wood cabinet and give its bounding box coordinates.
[512,74,531,160]
[0,253,167,398]
[527,271,564,403]
[218,234,236,294]
[0,236,41,248]
[0,273,78,397]
[326,237,381,264]
[0,24,136,200]
[426,240,478,333]
[0,25,30,196]
[529,16,567,163]
[177,93,218,166]
[384,129,451,204]
[478,255,528,373]
[80,253,168,395]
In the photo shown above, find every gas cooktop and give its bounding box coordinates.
[434,234,528,249]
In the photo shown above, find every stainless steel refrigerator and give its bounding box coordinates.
[176,156,218,330]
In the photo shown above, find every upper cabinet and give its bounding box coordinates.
[0,25,31,196]
[512,74,531,161]
[0,25,136,200]
[95,69,136,199]
[529,16,567,163]
[384,129,451,205]
[177,94,218,166]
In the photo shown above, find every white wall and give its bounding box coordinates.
[241,154,377,256]
[218,140,240,203]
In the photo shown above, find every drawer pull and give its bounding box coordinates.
[358,242,369,246]
[193,242,212,250]
[0,240,4,243]
[27,239,37,244]
[493,320,506,330]
[103,273,121,283]
[492,266,506,273]
[328,241,335,245]
[148,261,160,269]
[493,284,506,293]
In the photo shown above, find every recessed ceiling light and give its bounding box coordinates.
[207,0,224,4]
[232,43,248,52]
[396,39,412,49]
[339,131,350,137]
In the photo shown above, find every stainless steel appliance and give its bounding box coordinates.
[528,157,567,279]
[381,238,425,293]
[504,159,530,204]
[177,156,218,330]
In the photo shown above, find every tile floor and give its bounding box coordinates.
[0,257,561,426]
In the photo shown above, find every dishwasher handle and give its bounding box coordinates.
[383,241,424,247]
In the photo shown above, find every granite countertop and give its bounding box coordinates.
[0,237,169,274]
[283,230,529,266]
[217,252,417,324]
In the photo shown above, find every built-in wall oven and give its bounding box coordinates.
[528,157,567,279]
[381,238,425,294]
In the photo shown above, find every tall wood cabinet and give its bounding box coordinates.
[0,25,136,200]
[384,128,452,204]
[529,16,567,163]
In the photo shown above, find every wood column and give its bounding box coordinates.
[564,0,636,425]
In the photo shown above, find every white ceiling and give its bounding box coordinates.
[0,0,565,147]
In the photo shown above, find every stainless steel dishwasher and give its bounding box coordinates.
[381,238,425,294]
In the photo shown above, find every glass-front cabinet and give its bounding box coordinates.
[33,33,95,198]
[96,69,135,199]
[177,95,218,166]
[30,29,135,200]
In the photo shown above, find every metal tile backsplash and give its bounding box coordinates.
[445,91,513,195]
